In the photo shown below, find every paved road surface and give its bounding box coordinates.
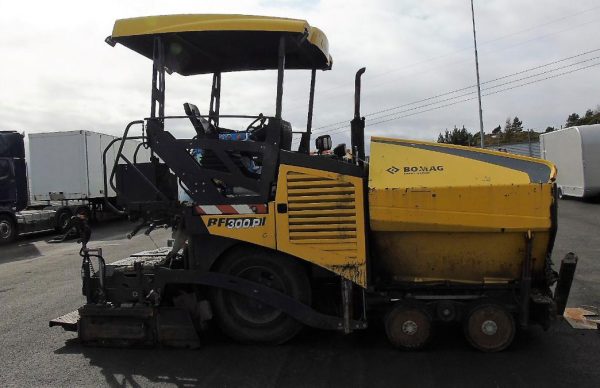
[0,201,599,387]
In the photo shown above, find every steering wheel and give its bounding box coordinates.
[246,114,267,140]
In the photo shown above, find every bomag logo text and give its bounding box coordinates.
[207,217,266,229]
[403,165,444,174]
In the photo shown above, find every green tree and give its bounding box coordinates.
[566,113,580,127]
[504,118,515,141]
[565,109,600,127]
[581,109,600,125]
[491,125,502,135]
[545,126,556,133]
[437,126,474,146]
[511,117,523,132]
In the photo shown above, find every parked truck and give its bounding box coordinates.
[50,14,578,352]
[0,130,148,244]
[540,124,600,199]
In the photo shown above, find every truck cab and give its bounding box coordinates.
[0,131,29,242]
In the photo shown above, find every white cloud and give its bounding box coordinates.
[1,0,598,147]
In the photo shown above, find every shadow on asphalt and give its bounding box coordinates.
[52,320,599,387]
[0,219,136,264]
[0,242,42,263]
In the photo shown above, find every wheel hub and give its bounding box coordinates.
[385,306,432,349]
[401,320,418,335]
[481,320,498,336]
[230,266,286,325]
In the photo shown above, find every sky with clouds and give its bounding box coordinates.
[1,0,599,148]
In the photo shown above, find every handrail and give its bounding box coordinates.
[133,141,148,164]
[102,120,144,215]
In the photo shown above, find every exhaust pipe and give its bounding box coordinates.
[351,68,366,166]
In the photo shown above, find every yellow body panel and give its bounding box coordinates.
[373,231,550,283]
[370,185,552,232]
[369,137,555,189]
[275,165,367,288]
[368,137,556,285]
[201,203,276,249]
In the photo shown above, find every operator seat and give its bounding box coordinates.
[280,120,293,151]
[183,103,216,138]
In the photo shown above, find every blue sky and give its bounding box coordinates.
[1,0,599,148]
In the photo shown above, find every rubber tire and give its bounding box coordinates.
[463,303,515,353]
[0,214,17,244]
[211,248,311,344]
[54,208,72,233]
[385,304,433,350]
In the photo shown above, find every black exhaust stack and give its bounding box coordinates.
[351,68,366,166]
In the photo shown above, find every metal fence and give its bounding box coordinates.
[485,141,540,158]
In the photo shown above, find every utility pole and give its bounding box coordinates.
[470,0,485,148]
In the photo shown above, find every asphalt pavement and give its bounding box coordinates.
[0,201,599,388]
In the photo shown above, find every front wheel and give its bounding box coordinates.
[211,247,311,344]
[54,208,72,233]
[0,214,17,244]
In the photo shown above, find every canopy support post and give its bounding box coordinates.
[209,72,221,127]
[275,36,286,120]
[299,68,316,154]
[150,37,166,121]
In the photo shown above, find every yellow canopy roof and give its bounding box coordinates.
[110,14,332,75]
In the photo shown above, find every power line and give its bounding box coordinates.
[355,55,600,124]
[363,7,600,82]
[312,60,600,137]
[308,48,600,133]
[286,5,600,108]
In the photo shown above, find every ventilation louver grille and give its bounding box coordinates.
[286,171,358,257]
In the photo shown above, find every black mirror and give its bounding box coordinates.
[315,135,332,154]
[333,143,346,158]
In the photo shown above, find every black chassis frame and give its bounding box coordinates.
[92,261,367,332]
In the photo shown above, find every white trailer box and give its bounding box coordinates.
[28,130,149,201]
[540,124,600,198]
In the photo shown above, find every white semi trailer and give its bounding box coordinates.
[0,130,149,244]
[540,124,600,199]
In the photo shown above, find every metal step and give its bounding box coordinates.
[49,310,79,332]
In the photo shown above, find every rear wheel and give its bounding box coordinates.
[385,304,433,350]
[464,303,515,352]
[0,214,17,244]
[211,248,311,344]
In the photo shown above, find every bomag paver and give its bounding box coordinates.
[51,14,578,352]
